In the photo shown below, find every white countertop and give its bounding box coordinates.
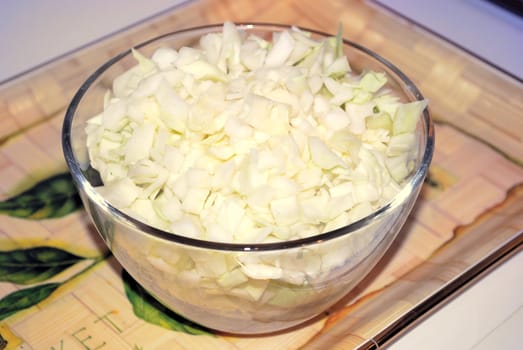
[1,1,522,348]
[0,0,187,83]
[375,0,523,81]
[388,249,523,350]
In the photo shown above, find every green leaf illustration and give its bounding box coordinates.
[0,172,82,219]
[122,270,212,336]
[0,283,59,320]
[0,247,86,285]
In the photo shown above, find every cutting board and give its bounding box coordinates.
[1,0,522,349]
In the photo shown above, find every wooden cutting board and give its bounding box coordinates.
[1,0,522,349]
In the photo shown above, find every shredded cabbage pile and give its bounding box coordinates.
[86,22,427,244]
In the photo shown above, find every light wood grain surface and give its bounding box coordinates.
[1,0,522,349]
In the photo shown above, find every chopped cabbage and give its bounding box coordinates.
[86,23,427,308]
[88,21,427,244]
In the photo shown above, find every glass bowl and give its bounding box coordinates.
[62,23,434,334]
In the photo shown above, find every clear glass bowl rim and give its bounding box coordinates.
[62,22,435,252]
